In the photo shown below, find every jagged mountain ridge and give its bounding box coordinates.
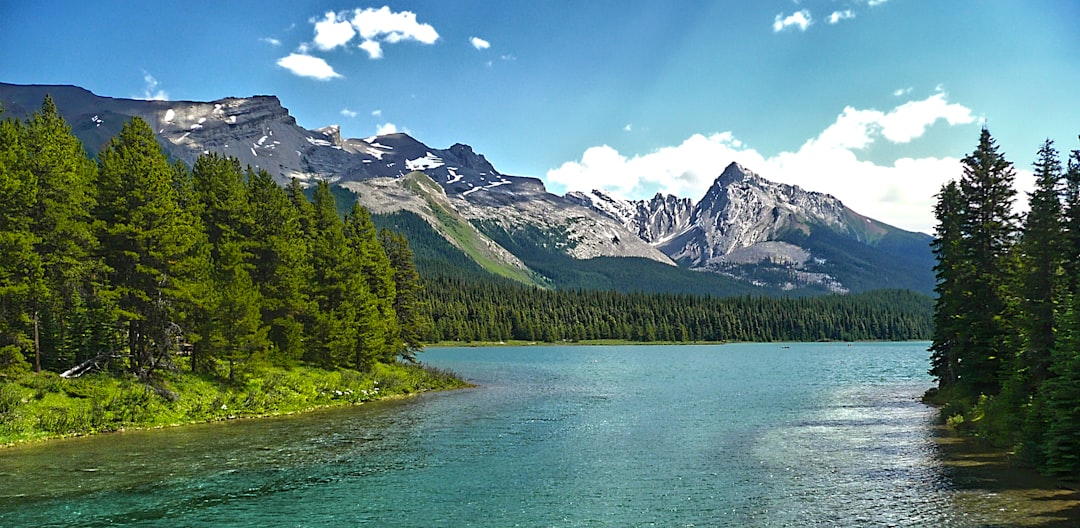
[0,82,933,294]
[567,163,933,293]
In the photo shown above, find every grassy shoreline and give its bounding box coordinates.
[0,361,472,448]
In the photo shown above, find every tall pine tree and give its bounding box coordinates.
[929,180,965,388]
[23,96,112,372]
[344,203,397,366]
[246,169,312,365]
[190,153,267,377]
[1016,139,1064,392]
[380,228,427,360]
[0,111,40,374]
[95,117,205,378]
[954,128,1020,397]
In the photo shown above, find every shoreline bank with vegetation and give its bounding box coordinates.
[0,361,470,447]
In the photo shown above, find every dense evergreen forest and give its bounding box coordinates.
[419,279,932,343]
[928,129,1080,477]
[0,97,425,381]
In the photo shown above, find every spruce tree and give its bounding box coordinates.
[344,203,397,364]
[1063,138,1080,295]
[1039,292,1080,475]
[955,128,1020,397]
[190,154,267,376]
[306,181,363,369]
[380,228,428,360]
[95,117,205,378]
[1017,140,1064,392]
[246,169,312,365]
[23,96,112,372]
[0,113,40,374]
[929,180,965,388]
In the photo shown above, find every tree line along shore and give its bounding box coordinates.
[927,129,1080,479]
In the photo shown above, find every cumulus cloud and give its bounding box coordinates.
[307,6,437,58]
[340,108,359,118]
[546,94,981,233]
[827,10,855,24]
[276,53,342,80]
[375,122,399,135]
[350,6,438,45]
[893,86,913,97]
[470,36,491,50]
[260,37,282,46]
[313,11,356,50]
[773,10,812,32]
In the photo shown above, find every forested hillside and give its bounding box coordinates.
[928,129,1080,477]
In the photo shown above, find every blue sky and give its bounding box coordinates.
[2,0,1078,232]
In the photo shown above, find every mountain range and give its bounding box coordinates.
[0,82,934,296]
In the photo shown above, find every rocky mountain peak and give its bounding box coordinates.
[715,162,757,187]
[446,143,498,174]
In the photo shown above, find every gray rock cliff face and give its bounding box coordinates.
[566,190,694,244]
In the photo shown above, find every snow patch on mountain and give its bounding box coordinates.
[406,152,445,171]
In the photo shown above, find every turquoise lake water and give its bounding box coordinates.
[0,343,1002,526]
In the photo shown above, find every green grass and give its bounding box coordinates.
[0,362,471,447]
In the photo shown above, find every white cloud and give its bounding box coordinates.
[340,108,358,118]
[773,10,812,32]
[260,37,282,46]
[827,10,855,24]
[470,36,491,50]
[546,94,981,233]
[877,93,975,142]
[376,122,399,135]
[276,53,342,80]
[868,0,889,6]
[302,7,438,61]
[371,109,382,117]
[136,73,168,101]
[624,124,633,132]
[313,11,356,50]
[893,86,913,97]
[359,39,383,59]
[350,6,438,45]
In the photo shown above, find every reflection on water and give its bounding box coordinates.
[1,343,1076,527]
